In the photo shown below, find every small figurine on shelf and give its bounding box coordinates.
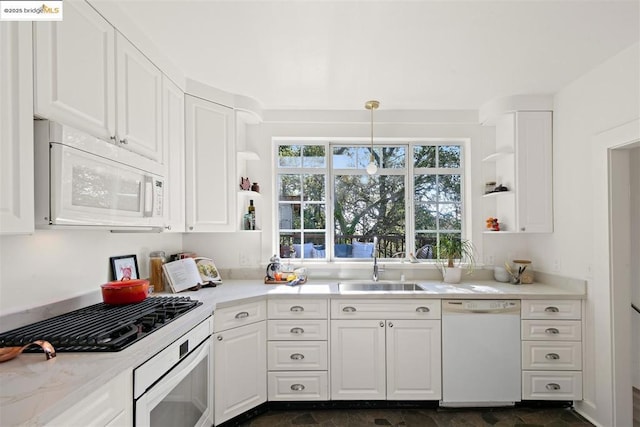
[240,177,251,191]
[485,217,500,231]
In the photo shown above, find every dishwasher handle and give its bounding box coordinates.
[442,300,520,314]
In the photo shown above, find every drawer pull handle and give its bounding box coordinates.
[546,383,561,391]
[290,327,305,335]
[217,336,223,341]
[235,311,249,319]
[291,384,305,391]
[290,306,304,312]
[545,353,560,360]
[416,306,430,313]
[343,306,356,312]
[545,328,560,335]
[290,353,305,360]
[544,306,559,313]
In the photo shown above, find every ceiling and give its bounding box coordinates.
[110,1,639,111]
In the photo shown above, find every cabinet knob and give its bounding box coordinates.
[544,306,560,313]
[217,336,223,341]
[235,311,249,319]
[109,135,117,142]
[416,306,430,313]
[343,306,356,313]
[290,327,304,335]
[545,328,560,335]
[290,384,305,391]
[119,138,128,145]
[545,353,560,360]
[164,225,171,231]
[290,353,305,360]
[520,227,526,232]
[379,321,384,327]
[290,306,304,312]
[189,226,194,231]
[388,322,393,327]
[545,383,561,391]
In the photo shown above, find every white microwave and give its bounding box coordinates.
[35,121,166,230]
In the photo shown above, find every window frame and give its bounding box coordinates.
[274,138,468,262]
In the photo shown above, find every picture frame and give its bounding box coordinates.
[110,254,139,281]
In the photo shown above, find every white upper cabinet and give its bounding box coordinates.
[483,111,553,233]
[115,32,163,163]
[163,76,185,232]
[34,1,164,164]
[185,95,236,232]
[34,0,116,140]
[0,22,34,234]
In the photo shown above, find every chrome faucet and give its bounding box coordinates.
[372,236,379,282]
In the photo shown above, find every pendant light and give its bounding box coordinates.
[365,100,379,175]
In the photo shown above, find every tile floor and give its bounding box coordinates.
[238,405,593,427]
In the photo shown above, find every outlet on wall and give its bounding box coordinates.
[485,254,495,266]
[553,259,561,272]
[239,253,251,266]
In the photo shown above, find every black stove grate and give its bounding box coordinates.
[0,296,202,352]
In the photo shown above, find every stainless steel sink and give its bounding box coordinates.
[338,281,428,292]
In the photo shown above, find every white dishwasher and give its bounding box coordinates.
[441,299,521,407]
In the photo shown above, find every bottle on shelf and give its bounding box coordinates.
[247,199,256,230]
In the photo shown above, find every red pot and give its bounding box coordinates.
[101,279,149,305]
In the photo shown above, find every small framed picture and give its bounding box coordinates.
[110,255,139,281]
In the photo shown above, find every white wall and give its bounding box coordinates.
[184,112,496,269]
[526,42,639,425]
[632,147,640,390]
[0,231,182,315]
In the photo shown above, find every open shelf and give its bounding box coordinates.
[482,190,514,198]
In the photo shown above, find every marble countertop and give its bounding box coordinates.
[0,277,585,426]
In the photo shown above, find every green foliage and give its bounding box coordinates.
[436,235,476,270]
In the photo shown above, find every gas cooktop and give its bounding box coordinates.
[0,296,202,352]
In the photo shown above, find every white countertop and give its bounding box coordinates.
[0,278,585,426]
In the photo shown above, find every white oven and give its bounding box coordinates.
[35,120,165,230]
[134,316,214,427]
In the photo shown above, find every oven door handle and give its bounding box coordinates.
[135,337,211,414]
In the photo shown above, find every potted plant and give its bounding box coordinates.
[435,235,476,284]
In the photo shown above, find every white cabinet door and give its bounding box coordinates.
[0,22,34,234]
[214,321,267,425]
[34,0,116,140]
[330,319,386,400]
[515,111,553,233]
[115,32,163,163]
[185,95,235,232]
[162,76,185,232]
[46,370,132,427]
[386,320,441,400]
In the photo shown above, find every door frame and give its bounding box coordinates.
[591,117,639,427]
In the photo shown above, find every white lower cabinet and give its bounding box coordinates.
[213,301,267,425]
[330,299,441,401]
[46,370,132,427]
[267,298,329,401]
[521,300,583,401]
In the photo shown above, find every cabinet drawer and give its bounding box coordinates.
[268,371,328,401]
[521,300,581,320]
[268,341,327,371]
[214,300,266,332]
[522,320,581,341]
[522,371,582,400]
[268,319,328,340]
[522,341,582,370]
[268,298,328,319]
[331,299,440,319]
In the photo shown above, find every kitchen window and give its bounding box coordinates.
[275,141,465,261]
